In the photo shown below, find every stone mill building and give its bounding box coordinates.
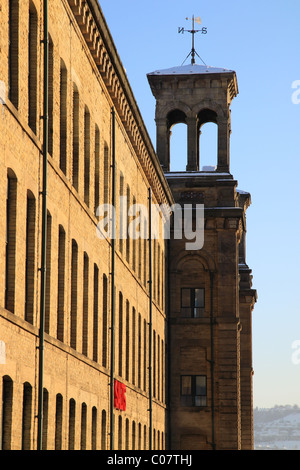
[0,0,256,450]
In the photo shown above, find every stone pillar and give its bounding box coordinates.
[186,117,198,171]
[156,118,170,171]
[217,119,230,172]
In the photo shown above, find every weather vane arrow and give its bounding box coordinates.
[178,15,208,65]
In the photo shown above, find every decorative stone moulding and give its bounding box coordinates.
[68,0,171,207]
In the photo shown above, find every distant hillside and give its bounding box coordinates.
[254,405,300,450]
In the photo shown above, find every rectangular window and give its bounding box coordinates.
[180,375,207,407]
[181,287,205,318]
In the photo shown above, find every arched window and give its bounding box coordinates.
[168,109,187,171]
[144,425,147,450]
[5,170,17,314]
[72,84,80,189]
[55,394,63,450]
[101,410,107,450]
[48,35,54,156]
[84,106,90,206]
[126,185,130,263]
[198,109,218,171]
[80,403,87,450]
[118,292,123,377]
[138,423,142,450]
[45,211,52,334]
[57,225,66,341]
[125,300,130,381]
[138,314,141,389]
[22,382,32,450]
[143,319,147,392]
[119,172,124,254]
[132,307,136,385]
[82,252,89,356]
[153,330,156,398]
[93,264,99,362]
[170,123,188,171]
[8,0,19,109]
[59,59,67,174]
[104,143,109,205]
[25,190,36,324]
[125,418,129,450]
[94,125,100,214]
[132,421,136,450]
[1,376,13,450]
[42,388,49,450]
[102,275,108,367]
[118,415,122,450]
[68,399,76,450]
[28,1,38,133]
[92,407,97,450]
[70,240,78,349]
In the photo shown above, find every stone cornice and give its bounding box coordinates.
[67,0,174,207]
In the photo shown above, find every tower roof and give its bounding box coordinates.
[148,63,235,76]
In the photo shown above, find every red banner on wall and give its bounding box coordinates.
[114,379,126,411]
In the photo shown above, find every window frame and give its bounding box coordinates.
[180,374,207,407]
[180,287,205,318]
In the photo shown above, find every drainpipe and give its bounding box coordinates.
[110,107,116,450]
[210,271,216,450]
[37,0,48,451]
[148,187,153,450]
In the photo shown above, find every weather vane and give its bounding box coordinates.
[178,15,207,65]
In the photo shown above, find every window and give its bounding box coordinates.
[59,59,67,174]
[125,300,130,381]
[102,275,108,367]
[84,106,90,206]
[92,407,97,450]
[5,171,17,314]
[1,376,13,450]
[101,410,106,450]
[70,240,78,349]
[25,191,36,324]
[48,36,54,156]
[55,394,63,450]
[104,144,109,205]
[45,211,52,334]
[132,307,136,385]
[72,84,79,189]
[118,292,123,377]
[57,226,65,341]
[28,1,38,133]
[8,0,19,109]
[94,125,100,214]
[181,287,205,318]
[180,375,207,407]
[81,403,87,450]
[42,389,49,450]
[22,382,32,450]
[68,399,76,450]
[82,252,89,356]
[119,172,124,254]
[93,264,99,362]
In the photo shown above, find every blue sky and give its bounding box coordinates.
[99,0,300,408]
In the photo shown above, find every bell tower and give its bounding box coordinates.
[147,63,238,173]
[148,51,257,449]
